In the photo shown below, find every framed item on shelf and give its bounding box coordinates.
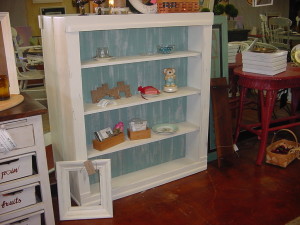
[40,7,66,15]
[252,0,273,7]
[56,159,113,220]
[33,0,62,3]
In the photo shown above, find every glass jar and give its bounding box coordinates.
[0,74,10,101]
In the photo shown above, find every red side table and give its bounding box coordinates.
[233,63,300,165]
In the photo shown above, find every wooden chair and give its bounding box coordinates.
[268,17,292,50]
[259,14,269,43]
[11,27,47,104]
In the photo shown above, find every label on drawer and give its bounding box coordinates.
[0,153,34,184]
[0,129,16,153]
[0,182,38,215]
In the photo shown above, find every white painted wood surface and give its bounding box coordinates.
[40,13,213,202]
[0,116,55,224]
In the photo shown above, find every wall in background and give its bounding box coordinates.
[229,0,289,33]
[25,0,77,36]
[0,1,27,27]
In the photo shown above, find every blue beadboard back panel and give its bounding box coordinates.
[85,98,187,178]
[92,136,186,178]
[81,58,187,103]
[79,27,188,60]
[84,98,187,144]
[81,26,188,179]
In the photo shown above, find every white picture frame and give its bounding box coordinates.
[56,159,113,220]
[33,0,62,3]
[40,7,66,15]
[252,0,273,7]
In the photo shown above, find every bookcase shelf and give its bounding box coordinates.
[41,13,213,202]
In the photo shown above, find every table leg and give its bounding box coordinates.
[256,90,277,165]
[234,86,247,144]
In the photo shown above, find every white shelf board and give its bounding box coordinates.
[111,157,206,200]
[81,51,201,68]
[87,121,199,159]
[84,86,200,115]
[0,174,40,192]
[86,157,206,201]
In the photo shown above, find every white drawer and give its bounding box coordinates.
[0,119,35,152]
[1,210,42,225]
[0,183,38,215]
[0,153,34,184]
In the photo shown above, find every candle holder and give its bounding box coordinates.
[94,0,106,15]
[76,0,89,16]
[110,7,129,14]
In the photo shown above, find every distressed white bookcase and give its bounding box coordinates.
[40,13,213,202]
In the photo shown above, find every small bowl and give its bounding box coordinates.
[157,45,175,54]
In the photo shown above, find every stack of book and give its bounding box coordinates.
[242,50,288,75]
[228,44,240,63]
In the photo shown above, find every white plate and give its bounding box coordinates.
[152,124,178,134]
[291,44,300,66]
[93,56,115,61]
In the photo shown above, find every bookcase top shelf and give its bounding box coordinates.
[46,13,214,32]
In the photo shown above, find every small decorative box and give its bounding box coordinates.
[128,128,151,140]
[93,132,125,151]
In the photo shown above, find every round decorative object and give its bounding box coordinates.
[152,123,178,134]
[128,0,157,14]
[291,44,300,66]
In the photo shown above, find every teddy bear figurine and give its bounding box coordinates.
[163,68,178,93]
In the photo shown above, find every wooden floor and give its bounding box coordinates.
[48,100,300,225]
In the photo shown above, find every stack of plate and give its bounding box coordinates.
[242,50,288,75]
[228,44,240,63]
[291,44,300,66]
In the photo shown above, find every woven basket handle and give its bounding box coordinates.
[271,129,299,147]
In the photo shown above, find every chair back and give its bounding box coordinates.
[268,17,292,50]
[259,14,269,43]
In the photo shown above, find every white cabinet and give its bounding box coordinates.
[0,95,54,225]
[41,13,213,201]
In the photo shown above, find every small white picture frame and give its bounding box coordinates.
[56,159,113,220]
[252,0,273,7]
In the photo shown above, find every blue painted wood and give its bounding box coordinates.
[80,26,191,177]
[85,98,187,145]
[208,15,229,161]
[94,137,186,178]
[79,27,187,61]
[81,59,187,103]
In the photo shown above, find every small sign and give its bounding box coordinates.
[84,160,96,175]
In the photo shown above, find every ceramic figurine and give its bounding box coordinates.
[163,68,178,93]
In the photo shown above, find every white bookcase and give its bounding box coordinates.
[40,13,213,201]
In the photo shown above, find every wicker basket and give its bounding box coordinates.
[265,129,300,168]
[156,0,199,13]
